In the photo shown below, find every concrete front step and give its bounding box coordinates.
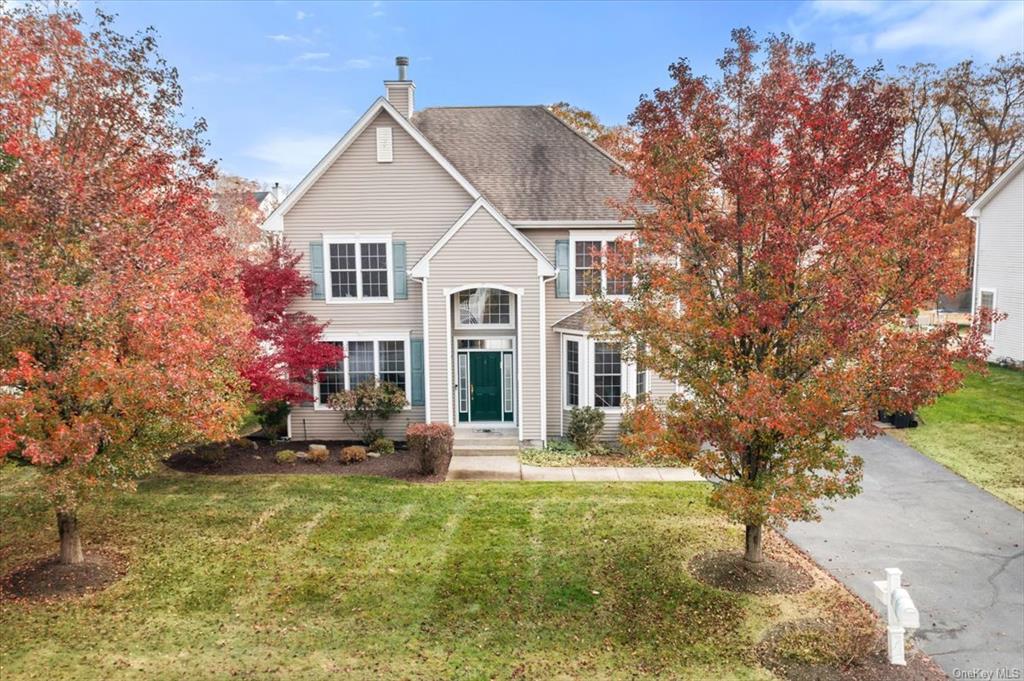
[453,444,520,456]
[453,438,519,447]
[446,455,522,481]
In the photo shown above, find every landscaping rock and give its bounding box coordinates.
[308,444,328,458]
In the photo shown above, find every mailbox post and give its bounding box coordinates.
[873,567,920,665]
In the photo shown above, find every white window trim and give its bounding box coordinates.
[568,229,634,302]
[979,288,997,339]
[561,333,637,412]
[453,335,517,426]
[322,234,394,304]
[453,288,516,330]
[313,332,411,410]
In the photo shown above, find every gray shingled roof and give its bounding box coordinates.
[552,306,609,333]
[412,106,632,222]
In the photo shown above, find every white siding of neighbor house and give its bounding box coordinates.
[426,209,545,443]
[283,108,474,441]
[975,167,1024,364]
[521,229,678,442]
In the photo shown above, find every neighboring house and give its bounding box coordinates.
[252,183,285,218]
[263,57,677,444]
[967,155,1024,365]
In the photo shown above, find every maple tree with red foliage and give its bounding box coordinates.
[238,239,343,405]
[600,30,996,563]
[0,8,254,564]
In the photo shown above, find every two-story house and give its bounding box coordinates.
[263,57,676,445]
[967,155,1024,365]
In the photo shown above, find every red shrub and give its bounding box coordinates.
[406,423,454,475]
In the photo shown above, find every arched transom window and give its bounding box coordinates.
[456,288,513,328]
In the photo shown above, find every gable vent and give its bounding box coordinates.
[376,127,393,163]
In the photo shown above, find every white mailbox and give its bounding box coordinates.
[873,567,920,665]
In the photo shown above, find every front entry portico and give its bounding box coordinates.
[456,337,515,424]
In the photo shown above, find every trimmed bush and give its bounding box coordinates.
[369,437,396,455]
[306,446,329,463]
[255,400,291,439]
[407,423,454,475]
[193,446,228,465]
[339,445,368,465]
[274,449,297,465]
[567,406,605,452]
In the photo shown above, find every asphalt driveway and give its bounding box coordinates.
[787,435,1024,678]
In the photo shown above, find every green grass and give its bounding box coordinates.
[895,364,1024,510]
[2,466,862,680]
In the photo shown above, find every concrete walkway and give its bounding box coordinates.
[787,435,1024,679]
[445,455,704,482]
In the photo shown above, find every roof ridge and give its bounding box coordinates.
[416,104,547,111]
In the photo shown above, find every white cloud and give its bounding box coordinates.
[244,132,340,185]
[296,10,311,20]
[792,0,1024,60]
[344,58,373,69]
[295,52,330,62]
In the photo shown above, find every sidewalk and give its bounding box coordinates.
[445,455,705,482]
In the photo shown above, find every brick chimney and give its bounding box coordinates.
[384,56,415,118]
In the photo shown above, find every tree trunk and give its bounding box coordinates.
[57,509,84,565]
[744,524,763,564]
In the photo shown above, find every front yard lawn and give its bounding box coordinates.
[893,364,1024,510]
[0,466,918,680]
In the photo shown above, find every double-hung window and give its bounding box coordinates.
[593,342,622,408]
[978,289,996,337]
[565,338,580,407]
[316,337,408,407]
[324,236,393,302]
[570,231,633,300]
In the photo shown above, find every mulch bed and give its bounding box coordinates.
[164,439,450,483]
[690,550,814,594]
[758,619,947,681]
[1,550,126,601]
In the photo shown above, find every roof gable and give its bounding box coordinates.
[261,97,481,232]
[409,197,556,277]
[967,155,1024,217]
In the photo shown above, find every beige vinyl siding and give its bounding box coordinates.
[427,209,544,442]
[284,108,475,441]
[284,109,473,334]
[975,167,1024,363]
[385,85,412,118]
[521,229,677,442]
[289,406,425,442]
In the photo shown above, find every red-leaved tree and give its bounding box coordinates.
[0,8,252,564]
[239,240,343,406]
[599,31,994,564]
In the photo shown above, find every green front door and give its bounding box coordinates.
[469,351,502,421]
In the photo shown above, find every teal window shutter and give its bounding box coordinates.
[309,242,325,300]
[393,241,408,300]
[555,240,569,298]
[410,337,424,406]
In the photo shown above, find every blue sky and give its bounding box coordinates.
[91,0,1024,187]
